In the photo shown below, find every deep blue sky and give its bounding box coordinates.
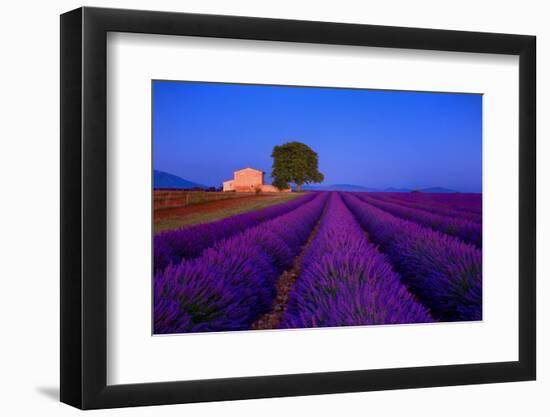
[153,81,482,192]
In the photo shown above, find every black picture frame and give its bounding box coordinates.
[60,6,536,410]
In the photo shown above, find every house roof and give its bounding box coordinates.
[234,167,264,174]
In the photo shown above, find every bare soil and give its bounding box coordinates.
[155,195,263,220]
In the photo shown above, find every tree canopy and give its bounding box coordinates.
[271,141,324,192]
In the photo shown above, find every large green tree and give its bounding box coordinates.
[271,141,324,192]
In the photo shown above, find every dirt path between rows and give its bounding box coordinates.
[251,195,331,330]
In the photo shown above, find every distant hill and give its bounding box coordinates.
[417,187,457,193]
[384,187,412,193]
[154,170,207,189]
[383,186,457,193]
[286,183,460,193]
[301,184,379,192]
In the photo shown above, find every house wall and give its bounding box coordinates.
[222,180,235,192]
[223,169,289,192]
[234,169,264,189]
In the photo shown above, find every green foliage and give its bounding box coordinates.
[271,141,324,192]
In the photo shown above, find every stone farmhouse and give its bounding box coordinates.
[222,167,290,192]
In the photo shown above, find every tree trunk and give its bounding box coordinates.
[296,184,302,192]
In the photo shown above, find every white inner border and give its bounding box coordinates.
[107,33,519,385]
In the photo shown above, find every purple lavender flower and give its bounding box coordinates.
[354,193,482,248]
[367,192,482,224]
[154,193,329,334]
[342,193,482,321]
[281,193,432,328]
[154,193,317,272]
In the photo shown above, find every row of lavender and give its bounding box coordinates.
[353,193,482,248]
[154,189,482,333]
[281,193,432,328]
[341,193,482,321]
[381,192,482,215]
[367,192,482,224]
[154,192,316,271]
[154,192,329,334]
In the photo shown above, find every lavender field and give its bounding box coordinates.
[153,191,482,334]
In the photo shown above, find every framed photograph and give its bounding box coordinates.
[60,7,536,409]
